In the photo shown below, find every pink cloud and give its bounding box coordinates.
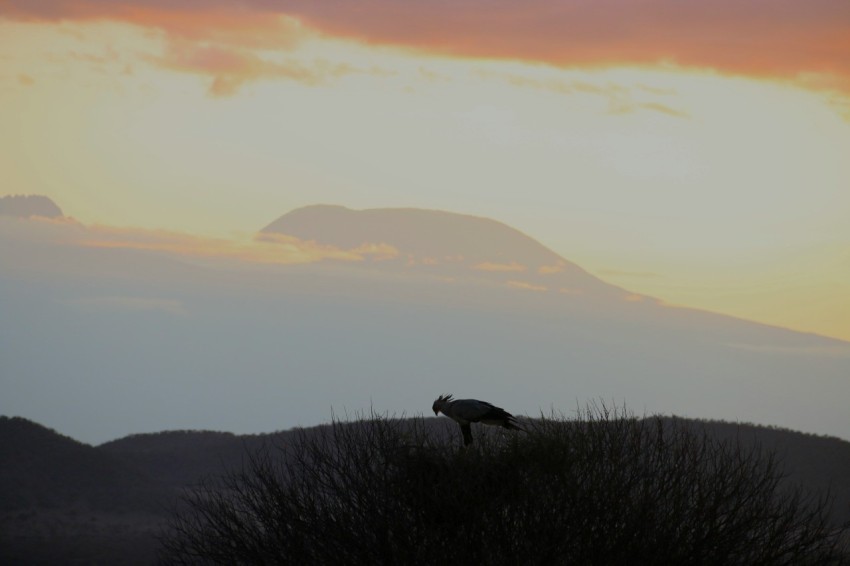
[3,0,849,92]
[149,41,323,96]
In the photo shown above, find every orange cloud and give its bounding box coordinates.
[609,101,689,118]
[1,216,361,268]
[473,261,527,273]
[1,3,303,50]
[507,280,548,292]
[81,225,364,265]
[288,1,850,90]
[538,261,567,275]
[3,0,849,92]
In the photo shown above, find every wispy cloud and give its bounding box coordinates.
[558,287,584,295]
[82,225,367,264]
[609,101,690,118]
[148,40,323,96]
[473,261,527,273]
[473,69,690,118]
[507,280,547,292]
[1,217,391,266]
[3,0,848,92]
[538,261,567,275]
[349,242,400,261]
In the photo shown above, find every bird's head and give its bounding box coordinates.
[432,393,453,416]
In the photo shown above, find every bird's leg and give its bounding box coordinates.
[460,423,473,446]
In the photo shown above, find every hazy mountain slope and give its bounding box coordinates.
[2,202,849,446]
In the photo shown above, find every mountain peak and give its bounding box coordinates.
[0,194,64,219]
[261,204,628,298]
[263,204,571,265]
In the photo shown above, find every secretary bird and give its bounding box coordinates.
[432,394,521,446]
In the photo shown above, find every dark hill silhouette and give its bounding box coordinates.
[99,430,268,486]
[0,417,170,565]
[0,416,164,513]
[661,418,850,527]
[2,415,850,564]
[0,194,63,218]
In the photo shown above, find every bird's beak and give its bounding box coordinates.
[433,409,438,416]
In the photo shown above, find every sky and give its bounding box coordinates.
[1,0,849,342]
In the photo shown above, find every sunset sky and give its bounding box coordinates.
[2,0,849,342]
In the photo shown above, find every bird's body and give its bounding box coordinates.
[432,394,521,446]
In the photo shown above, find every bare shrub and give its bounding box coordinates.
[161,406,848,565]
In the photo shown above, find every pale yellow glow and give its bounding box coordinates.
[595,244,850,341]
[1,19,849,342]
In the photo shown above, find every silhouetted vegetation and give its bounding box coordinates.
[3,413,849,564]
[161,407,849,565]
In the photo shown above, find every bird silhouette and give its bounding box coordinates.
[432,394,521,446]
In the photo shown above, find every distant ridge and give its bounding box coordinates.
[0,416,161,512]
[0,194,63,218]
